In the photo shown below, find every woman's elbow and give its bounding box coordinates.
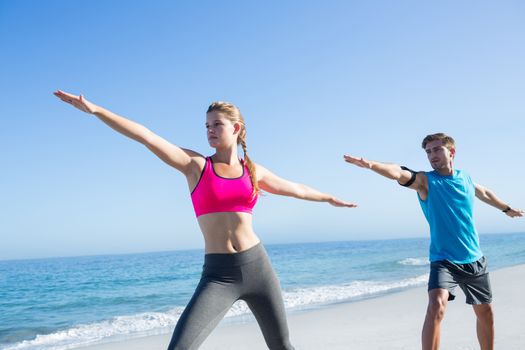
[293,184,309,200]
[140,129,157,146]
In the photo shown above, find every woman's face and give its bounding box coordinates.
[205,111,239,149]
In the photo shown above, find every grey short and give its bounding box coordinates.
[428,256,492,305]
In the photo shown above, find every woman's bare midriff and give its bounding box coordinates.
[197,212,260,253]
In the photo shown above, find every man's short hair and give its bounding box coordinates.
[422,133,456,150]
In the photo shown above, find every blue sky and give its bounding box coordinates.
[1,1,524,260]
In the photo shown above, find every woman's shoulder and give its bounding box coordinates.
[181,148,206,159]
[180,149,207,175]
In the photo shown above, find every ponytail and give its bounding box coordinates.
[239,131,259,197]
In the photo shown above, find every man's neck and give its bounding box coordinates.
[436,164,454,176]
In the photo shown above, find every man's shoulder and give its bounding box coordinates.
[455,169,473,179]
[422,170,434,178]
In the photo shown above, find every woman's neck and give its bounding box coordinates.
[212,148,240,165]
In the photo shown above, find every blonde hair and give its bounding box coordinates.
[421,133,456,151]
[207,101,259,196]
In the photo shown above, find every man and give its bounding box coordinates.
[344,133,523,350]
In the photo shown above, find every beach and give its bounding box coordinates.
[79,263,525,350]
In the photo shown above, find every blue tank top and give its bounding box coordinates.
[418,169,483,263]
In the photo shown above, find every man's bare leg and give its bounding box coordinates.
[422,288,449,350]
[473,303,494,350]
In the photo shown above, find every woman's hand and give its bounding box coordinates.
[54,90,98,114]
[327,196,358,208]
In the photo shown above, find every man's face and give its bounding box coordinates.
[425,140,455,170]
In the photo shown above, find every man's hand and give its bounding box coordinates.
[344,155,373,169]
[504,208,524,218]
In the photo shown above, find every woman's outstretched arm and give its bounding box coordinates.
[54,90,202,175]
[256,164,357,208]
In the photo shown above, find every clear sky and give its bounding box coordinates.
[1,1,524,260]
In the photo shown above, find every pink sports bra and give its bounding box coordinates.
[190,157,259,217]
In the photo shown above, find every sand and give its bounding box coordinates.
[80,264,525,349]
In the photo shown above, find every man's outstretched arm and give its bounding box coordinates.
[343,154,427,198]
[475,184,524,218]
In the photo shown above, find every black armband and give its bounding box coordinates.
[502,206,512,213]
[399,166,417,187]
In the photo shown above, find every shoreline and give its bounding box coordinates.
[78,263,525,350]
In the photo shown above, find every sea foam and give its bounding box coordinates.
[398,257,429,266]
[5,275,427,350]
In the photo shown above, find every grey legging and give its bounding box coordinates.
[167,243,294,350]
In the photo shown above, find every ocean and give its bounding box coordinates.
[1,232,524,350]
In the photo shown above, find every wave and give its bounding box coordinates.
[282,274,427,308]
[2,310,183,350]
[398,257,429,266]
[4,275,427,350]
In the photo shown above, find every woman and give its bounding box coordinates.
[54,90,356,350]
